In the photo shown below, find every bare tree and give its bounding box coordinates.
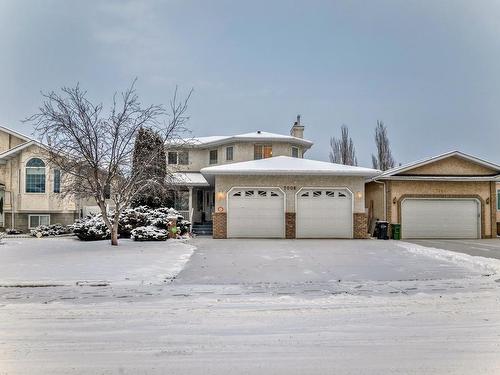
[26,80,192,245]
[329,124,358,166]
[371,120,395,171]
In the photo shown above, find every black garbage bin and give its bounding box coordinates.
[375,221,389,240]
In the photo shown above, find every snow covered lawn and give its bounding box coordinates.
[0,237,195,286]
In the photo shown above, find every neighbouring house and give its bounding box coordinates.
[0,126,91,232]
[366,151,500,239]
[168,116,380,238]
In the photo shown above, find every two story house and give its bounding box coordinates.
[168,117,380,239]
[0,126,84,231]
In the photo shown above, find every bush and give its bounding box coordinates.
[70,206,191,241]
[131,226,168,241]
[70,215,110,241]
[30,224,70,237]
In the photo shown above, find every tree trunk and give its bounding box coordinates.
[111,226,119,246]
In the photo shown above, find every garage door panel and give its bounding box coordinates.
[402,199,479,239]
[296,189,352,238]
[227,188,284,238]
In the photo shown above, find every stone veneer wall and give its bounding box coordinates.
[212,212,227,239]
[353,213,368,239]
[285,213,296,239]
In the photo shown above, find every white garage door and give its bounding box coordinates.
[296,188,353,238]
[227,188,285,238]
[401,199,480,239]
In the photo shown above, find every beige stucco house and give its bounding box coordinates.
[366,151,500,239]
[0,126,87,231]
[168,117,380,238]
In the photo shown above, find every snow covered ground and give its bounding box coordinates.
[1,238,500,374]
[0,237,195,286]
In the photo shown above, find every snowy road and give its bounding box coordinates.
[1,238,500,374]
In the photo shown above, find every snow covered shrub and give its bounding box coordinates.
[131,226,168,241]
[30,224,70,237]
[70,215,110,241]
[70,206,191,241]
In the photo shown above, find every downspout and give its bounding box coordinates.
[373,179,387,221]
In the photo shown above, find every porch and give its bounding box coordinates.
[170,172,214,226]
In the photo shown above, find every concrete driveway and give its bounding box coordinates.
[407,239,500,260]
[176,238,479,284]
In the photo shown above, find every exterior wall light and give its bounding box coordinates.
[216,191,226,200]
[393,197,397,204]
[356,191,363,199]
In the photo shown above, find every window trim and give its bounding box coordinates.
[209,149,218,164]
[28,214,50,229]
[25,158,46,194]
[226,146,234,161]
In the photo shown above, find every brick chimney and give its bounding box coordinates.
[290,114,304,138]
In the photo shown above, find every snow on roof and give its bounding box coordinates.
[168,131,313,148]
[375,150,500,179]
[0,125,33,142]
[170,172,210,186]
[201,156,380,177]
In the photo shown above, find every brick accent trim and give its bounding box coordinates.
[212,212,227,239]
[285,212,296,239]
[353,213,368,239]
[396,194,486,238]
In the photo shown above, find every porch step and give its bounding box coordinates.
[192,222,213,236]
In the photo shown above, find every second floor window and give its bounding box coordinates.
[168,151,189,165]
[254,144,272,160]
[209,149,218,164]
[291,147,299,158]
[26,158,46,193]
[53,169,61,193]
[226,146,233,161]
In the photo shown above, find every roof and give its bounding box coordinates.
[0,140,40,163]
[169,131,314,149]
[374,150,500,180]
[169,172,210,187]
[201,156,380,177]
[0,125,33,143]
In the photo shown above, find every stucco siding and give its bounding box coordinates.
[400,156,496,176]
[214,175,366,214]
[169,142,304,172]
[365,181,385,222]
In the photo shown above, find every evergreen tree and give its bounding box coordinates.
[131,127,167,208]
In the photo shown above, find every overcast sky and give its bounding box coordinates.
[0,0,499,166]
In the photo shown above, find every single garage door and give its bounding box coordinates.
[227,188,285,238]
[401,198,480,239]
[296,188,353,238]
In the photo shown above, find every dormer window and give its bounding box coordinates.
[291,146,299,158]
[254,144,272,160]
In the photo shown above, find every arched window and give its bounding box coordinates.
[26,158,46,193]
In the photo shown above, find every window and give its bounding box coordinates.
[53,169,61,193]
[173,190,189,211]
[29,214,50,229]
[254,144,272,160]
[178,151,189,165]
[209,149,218,164]
[226,146,233,161]
[167,151,178,165]
[497,189,500,211]
[291,147,299,158]
[26,158,46,193]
